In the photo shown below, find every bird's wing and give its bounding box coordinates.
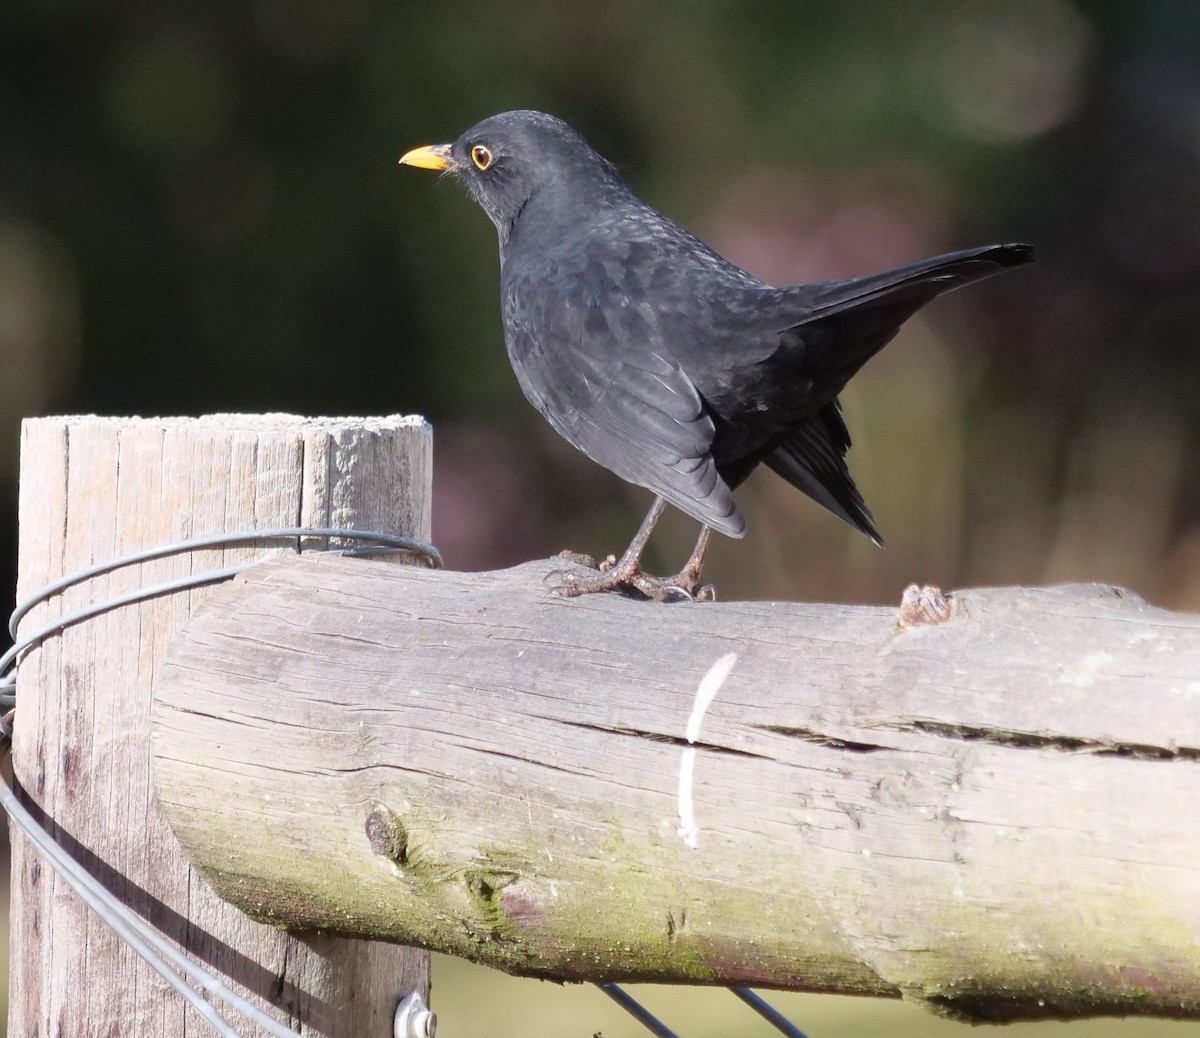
[502,280,745,537]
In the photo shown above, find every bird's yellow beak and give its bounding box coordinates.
[398,144,455,171]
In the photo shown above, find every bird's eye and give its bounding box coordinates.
[471,144,494,171]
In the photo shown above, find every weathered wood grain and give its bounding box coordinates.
[152,554,1200,1023]
[10,415,431,1038]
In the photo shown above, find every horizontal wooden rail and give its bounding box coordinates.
[151,554,1200,1023]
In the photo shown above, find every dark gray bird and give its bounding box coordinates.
[401,110,1032,600]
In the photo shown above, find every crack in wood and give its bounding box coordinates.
[751,724,893,753]
[903,720,1200,761]
[473,746,579,775]
[553,718,766,759]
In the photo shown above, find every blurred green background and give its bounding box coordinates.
[2,0,1199,1034]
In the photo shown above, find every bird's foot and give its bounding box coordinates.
[547,554,715,603]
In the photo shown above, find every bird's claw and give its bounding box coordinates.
[646,580,716,603]
[542,563,600,598]
[662,583,715,600]
[542,568,586,594]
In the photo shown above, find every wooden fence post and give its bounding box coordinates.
[9,415,433,1037]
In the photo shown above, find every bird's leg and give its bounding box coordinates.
[611,525,716,601]
[610,521,716,602]
[550,500,716,602]
[550,497,666,597]
[657,525,715,602]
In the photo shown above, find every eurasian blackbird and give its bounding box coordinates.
[401,110,1032,600]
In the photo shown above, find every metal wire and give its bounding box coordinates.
[6,525,441,639]
[0,527,442,706]
[1,736,296,1038]
[731,987,813,1038]
[596,983,682,1038]
[0,526,441,1036]
[595,983,817,1038]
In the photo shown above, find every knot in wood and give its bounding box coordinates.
[898,584,953,626]
[365,805,408,864]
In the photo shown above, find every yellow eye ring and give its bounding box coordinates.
[471,144,494,171]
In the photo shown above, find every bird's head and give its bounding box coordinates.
[399,110,620,243]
